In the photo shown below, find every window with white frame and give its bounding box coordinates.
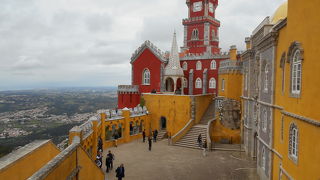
[264,64,269,92]
[192,29,199,40]
[183,78,188,89]
[210,60,216,69]
[291,50,302,95]
[143,69,150,85]
[195,78,202,88]
[289,123,298,159]
[196,61,202,70]
[262,147,266,169]
[262,110,267,131]
[183,61,188,71]
[209,78,216,89]
[221,79,225,91]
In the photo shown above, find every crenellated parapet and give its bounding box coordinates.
[117,85,139,94]
[218,59,243,74]
[182,16,220,26]
[130,40,168,64]
[180,51,229,60]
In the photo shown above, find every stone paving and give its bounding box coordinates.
[102,139,258,180]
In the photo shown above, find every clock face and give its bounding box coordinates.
[209,3,214,13]
[193,1,202,12]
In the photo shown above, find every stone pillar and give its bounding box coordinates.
[189,69,194,95]
[230,45,237,60]
[122,108,131,143]
[69,126,82,145]
[173,77,177,93]
[91,118,99,159]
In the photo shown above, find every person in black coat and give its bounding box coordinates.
[105,156,111,173]
[142,129,146,143]
[107,150,115,170]
[148,136,152,151]
[116,164,125,180]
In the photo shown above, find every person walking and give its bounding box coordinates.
[153,130,157,142]
[107,150,115,170]
[202,139,207,157]
[155,129,158,141]
[148,136,152,151]
[96,151,102,168]
[197,134,202,148]
[105,156,111,173]
[142,129,146,143]
[115,164,125,180]
[114,132,119,147]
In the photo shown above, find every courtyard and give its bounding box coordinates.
[102,139,258,180]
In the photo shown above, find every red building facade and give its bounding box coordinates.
[118,0,232,109]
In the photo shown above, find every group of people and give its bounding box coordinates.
[197,134,208,157]
[142,129,159,151]
[95,138,125,180]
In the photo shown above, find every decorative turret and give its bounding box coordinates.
[164,32,184,77]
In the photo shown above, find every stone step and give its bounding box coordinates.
[173,143,203,150]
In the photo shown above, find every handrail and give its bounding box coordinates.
[206,118,216,151]
[171,119,194,144]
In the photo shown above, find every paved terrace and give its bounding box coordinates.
[102,140,258,180]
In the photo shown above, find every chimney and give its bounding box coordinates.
[229,45,237,60]
[245,37,251,50]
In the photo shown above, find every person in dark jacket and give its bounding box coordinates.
[105,156,111,173]
[115,164,125,180]
[107,150,115,170]
[142,129,146,142]
[148,136,152,151]
[197,134,202,148]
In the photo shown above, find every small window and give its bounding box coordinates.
[143,69,150,85]
[195,78,202,88]
[192,29,199,40]
[196,61,202,70]
[183,61,188,71]
[264,64,269,92]
[291,50,302,95]
[262,110,267,131]
[210,60,216,70]
[262,147,266,169]
[209,78,216,89]
[221,79,225,91]
[289,123,298,159]
[183,78,188,89]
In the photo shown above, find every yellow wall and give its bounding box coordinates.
[78,147,105,180]
[143,94,213,137]
[272,0,320,179]
[0,141,60,180]
[218,73,242,101]
[210,119,241,144]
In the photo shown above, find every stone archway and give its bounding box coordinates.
[160,116,167,130]
[165,77,174,92]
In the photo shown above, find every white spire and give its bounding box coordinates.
[164,31,184,77]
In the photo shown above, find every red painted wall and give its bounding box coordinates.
[132,48,163,93]
[118,93,140,109]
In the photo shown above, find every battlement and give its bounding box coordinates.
[118,85,139,93]
[131,40,168,63]
[182,16,220,25]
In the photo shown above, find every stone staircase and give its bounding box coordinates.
[199,100,216,125]
[157,130,167,140]
[174,124,207,149]
[174,100,215,149]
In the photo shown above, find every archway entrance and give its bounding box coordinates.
[160,116,167,130]
[165,78,174,92]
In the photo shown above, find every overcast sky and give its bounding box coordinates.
[0,0,285,90]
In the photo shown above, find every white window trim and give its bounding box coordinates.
[210,60,216,70]
[291,50,301,95]
[192,29,199,40]
[209,78,216,89]
[289,123,298,162]
[183,61,188,71]
[221,79,225,91]
[142,69,150,85]
[196,61,202,70]
[195,78,202,89]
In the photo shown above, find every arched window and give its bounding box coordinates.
[289,123,298,159]
[264,64,269,92]
[183,78,188,89]
[261,147,266,169]
[192,29,199,40]
[262,110,267,131]
[195,78,202,88]
[183,61,188,71]
[209,78,216,89]
[196,61,202,70]
[212,29,216,40]
[291,50,302,95]
[143,69,150,85]
[210,60,216,70]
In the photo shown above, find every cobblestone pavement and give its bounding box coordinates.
[102,139,258,180]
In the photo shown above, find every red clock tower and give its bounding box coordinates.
[182,0,220,54]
